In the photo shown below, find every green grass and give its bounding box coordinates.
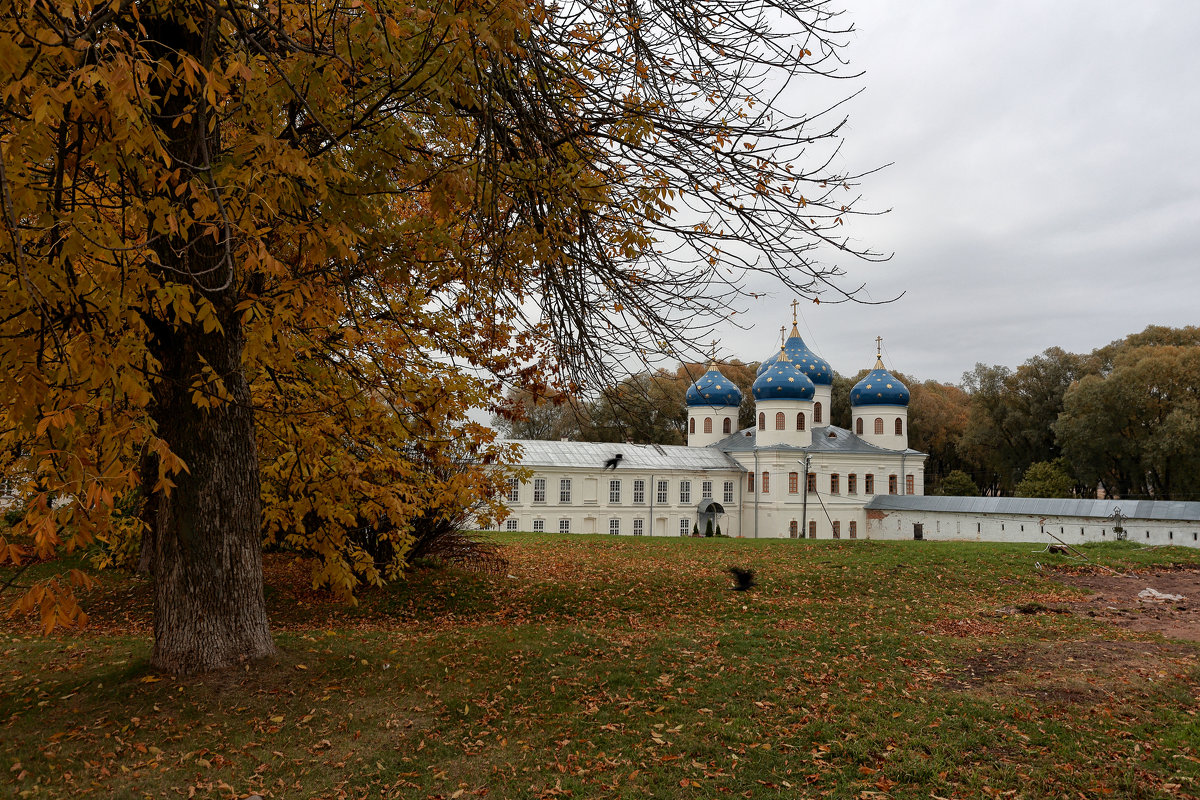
[2,536,1199,799]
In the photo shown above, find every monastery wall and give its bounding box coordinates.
[866,508,1200,549]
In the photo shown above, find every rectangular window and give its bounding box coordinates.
[808,520,817,539]
[680,480,691,504]
[849,521,857,539]
[865,474,875,494]
[848,474,857,494]
[560,478,572,503]
[702,480,713,499]
[723,481,734,504]
[789,472,799,494]
[533,478,546,503]
[747,472,755,492]
[633,519,644,536]
[657,480,668,504]
[680,519,691,536]
[789,520,798,538]
[505,519,519,531]
[807,472,816,493]
[533,519,545,532]
[906,475,915,495]
[609,518,621,535]
[889,475,898,495]
[761,472,769,494]
[830,474,840,494]
[633,479,646,504]
[832,521,841,539]
[506,477,520,502]
[609,479,621,504]
[559,519,571,533]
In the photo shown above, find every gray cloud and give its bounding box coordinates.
[709,1,1200,383]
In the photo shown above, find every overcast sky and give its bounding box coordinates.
[709,1,1200,384]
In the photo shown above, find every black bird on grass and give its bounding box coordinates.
[728,566,756,591]
[602,453,623,471]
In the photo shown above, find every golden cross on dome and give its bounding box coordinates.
[790,298,799,324]
[779,325,786,345]
[875,335,883,358]
[709,339,719,362]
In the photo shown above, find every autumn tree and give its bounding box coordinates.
[1055,343,1200,500]
[959,347,1090,494]
[936,470,979,497]
[2,0,882,673]
[1013,460,1075,499]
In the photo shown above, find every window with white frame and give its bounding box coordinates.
[679,518,691,536]
[533,478,546,503]
[633,479,645,504]
[559,478,572,503]
[679,480,691,504]
[702,480,712,499]
[533,519,545,532]
[559,518,571,533]
[633,519,644,536]
[609,518,621,535]
[609,479,621,503]
[505,519,519,531]
[506,477,520,502]
[656,479,668,504]
[723,481,734,504]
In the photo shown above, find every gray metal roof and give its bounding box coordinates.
[503,439,745,471]
[864,495,1200,522]
[715,425,924,456]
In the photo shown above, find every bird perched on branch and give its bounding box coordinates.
[603,453,623,471]
[728,566,756,591]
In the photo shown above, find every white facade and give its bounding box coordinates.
[498,321,926,539]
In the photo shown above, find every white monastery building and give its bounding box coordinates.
[497,311,1200,547]
[499,320,925,540]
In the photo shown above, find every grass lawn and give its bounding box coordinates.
[2,535,1199,799]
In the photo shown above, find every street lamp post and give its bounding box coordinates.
[799,454,812,539]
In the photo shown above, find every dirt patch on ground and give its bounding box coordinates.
[1052,567,1200,641]
[941,639,1199,704]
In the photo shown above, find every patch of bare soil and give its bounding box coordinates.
[1052,567,1200,642]
[941,640,1199,704]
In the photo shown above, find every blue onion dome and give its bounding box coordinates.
[751,350,816,400]
[756,325,834,385]
[685,364,744,407]
[850,357,910,406]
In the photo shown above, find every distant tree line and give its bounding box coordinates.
[493,325,1200,501]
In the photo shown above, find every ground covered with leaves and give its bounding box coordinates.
[3,537,1199,799]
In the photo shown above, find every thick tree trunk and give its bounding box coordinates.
[142,5,275,674]
[148,316,275,674]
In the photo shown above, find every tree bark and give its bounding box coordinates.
[142,5,275,674]
[148,315,275,674]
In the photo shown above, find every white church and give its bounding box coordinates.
[497,310,1200,548]
[498,318,925,539]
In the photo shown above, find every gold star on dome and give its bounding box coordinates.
[788,377,794,382]
[866,384,872,389]
[886,383,893,389]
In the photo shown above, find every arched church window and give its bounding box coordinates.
[855,418,863,435]
[758,412,765,430]
[723,417,732,434]
[775,412,785,430]
[895,418,903,436]
[704,417,713,434]
[689,418,695,434]
[874,418,884,435]
[796,413,805,431]
[814,402,822,424]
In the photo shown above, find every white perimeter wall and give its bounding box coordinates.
[867,508,1200,549]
